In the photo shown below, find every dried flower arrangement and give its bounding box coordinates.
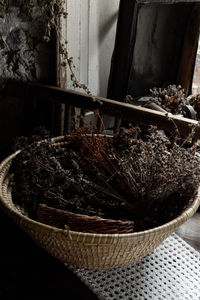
[147,85,200,120]
[10,126,200,232]
[149,85,187,114]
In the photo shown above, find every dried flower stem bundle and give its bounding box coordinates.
[11,126,200,231]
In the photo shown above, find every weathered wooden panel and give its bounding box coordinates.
[59,0,119,131]
[108,1,200,101]
[128,3,193,97]
[107,0,138,101]
[177,4,200,94]
[64,0,119,97]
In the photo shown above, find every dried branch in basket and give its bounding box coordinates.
[10,126,200,231]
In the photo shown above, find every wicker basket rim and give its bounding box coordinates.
[0,135,199,240]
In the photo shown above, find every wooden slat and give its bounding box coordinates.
[64,105,73,133]
[79,108,86,128]
[96,113,104,133]
[107,0,138,101]
[177,3,200,95]
[108,1,197,100]
[3,81,200,139]
[114,117,121,134]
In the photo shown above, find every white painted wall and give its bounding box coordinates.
[192,38,200,94]
[64,0,119,97]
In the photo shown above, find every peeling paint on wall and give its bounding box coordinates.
[0,5,53,85]
[0,2,55,158]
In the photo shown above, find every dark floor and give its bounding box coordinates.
[0,210,97,300]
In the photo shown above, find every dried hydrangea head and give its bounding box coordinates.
[149,85,188,114]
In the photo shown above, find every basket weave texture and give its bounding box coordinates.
[0,136,200,270]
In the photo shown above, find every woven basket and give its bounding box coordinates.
[0,136,200,270]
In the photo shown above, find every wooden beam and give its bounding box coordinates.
[2,81,200,139]
[177,3,200,95]
[107,0,138,101]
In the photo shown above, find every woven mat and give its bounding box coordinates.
[68,234,200,300]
